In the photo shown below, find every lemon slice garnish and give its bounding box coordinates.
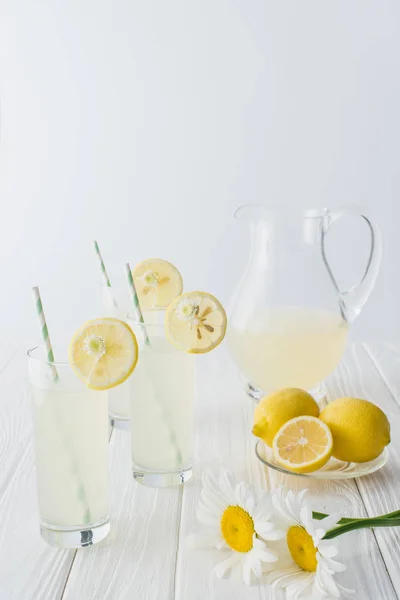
[69,318,139,390]
[133,258,183,309]
[165,291,227,354]
[272,416,333,474]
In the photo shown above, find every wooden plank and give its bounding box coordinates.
[0,348,74,599]
[175,345,396,600]
[356,341,400,595]
[365,342,400,404]
[62,428,182,600]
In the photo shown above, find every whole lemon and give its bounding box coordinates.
[320,397,390,463]
[252,388,320,447]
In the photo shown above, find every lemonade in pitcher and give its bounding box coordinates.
[228,306,348,394]
[228,206,381,397]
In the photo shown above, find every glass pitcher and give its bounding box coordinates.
[228,206,381,400]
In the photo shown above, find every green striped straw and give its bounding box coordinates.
[93,240,118,308]
[32,287,58,380]
[124,262,150,345]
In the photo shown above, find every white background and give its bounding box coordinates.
[0,1,399,345]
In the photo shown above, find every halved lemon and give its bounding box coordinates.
[69,318,139,390]
[132,258,183,309]
[272,416,333,474]
[165,291,227,354]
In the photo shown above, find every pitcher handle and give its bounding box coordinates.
[321,207,382,322]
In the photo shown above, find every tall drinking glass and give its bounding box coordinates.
[28,346,110,548]
[128,313,195,487]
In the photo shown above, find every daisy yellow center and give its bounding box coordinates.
[83,335,106,358]
[286,526,317,572]
[144,271,159,286]
[220,505,255,553]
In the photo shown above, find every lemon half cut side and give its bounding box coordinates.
[273,416,333,474]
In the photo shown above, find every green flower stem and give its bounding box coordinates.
[313,510,400,524]
[313,510,400,539]
[324,517,400,540]
[313,511,362,525]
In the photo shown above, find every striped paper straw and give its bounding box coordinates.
[93,240,118,307]
[124,262,150,345]
[32,287,58,380]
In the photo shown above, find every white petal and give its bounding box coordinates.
[254,519,285,541]
[338,583,356,595]
[286,571,314,598]
[318,541,339,559]
[263,537,295,570]
[187,528,221,549]
[315,563,341,598]
[197,499,221,521]
[231,560,244,583]
[266,565,303,588]
[296,488,310,503]
[242,559,253,586]
[251,557,262,579]
[299,505,314,533]
[214,552,241,579]
[258,548,279,564]
[272,493,297,526]
[218,469,237,505]
[250,538,278,564]
[313,528,328,546]
[285,490,301,522]
[322,556,347,573]
[215,537,227,550]
[243,485,257,514]
[317,512,342,532]
[201,472,229,512]
[235,481,256,514]
[287,489,307,524]
[197,503,221,527]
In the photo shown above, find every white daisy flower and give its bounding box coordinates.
[142,270,159,287]
[83,334,106,358]
[266,488,355,599]
[175,297,200,321]
[189,469,284,585]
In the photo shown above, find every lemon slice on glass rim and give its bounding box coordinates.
[69,318,139,390]
[165,291,227,354]
[132,258,183,309]
[272,416,333,474]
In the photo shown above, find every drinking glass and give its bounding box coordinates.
[100,284,162,429]
[128,312,195,487]
[28,346,110,548]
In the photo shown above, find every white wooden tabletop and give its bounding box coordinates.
[1,342,400,600]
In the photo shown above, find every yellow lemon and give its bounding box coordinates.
[273,416,333,473]
[320,397,390,463]
[165,291,227,353]
[133,258,183,309]
[252,388,320,447]
[69,317,139,390]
